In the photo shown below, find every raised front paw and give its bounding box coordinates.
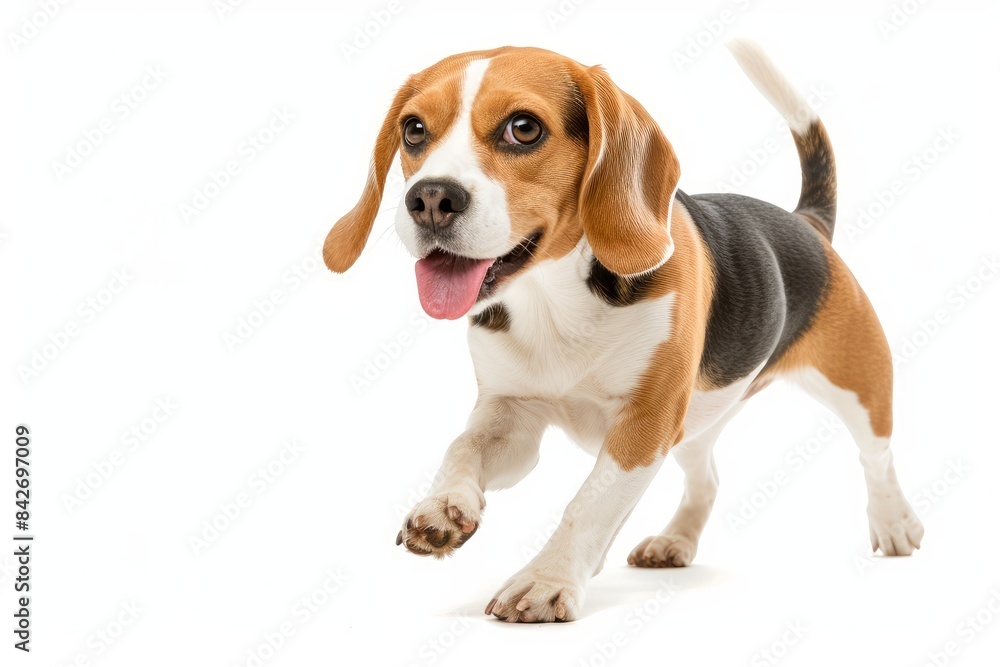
[397,488,482,558]
[485,568,585,623]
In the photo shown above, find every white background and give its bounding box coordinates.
[3,1,1000,665]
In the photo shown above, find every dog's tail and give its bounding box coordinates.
[726,39,837,240]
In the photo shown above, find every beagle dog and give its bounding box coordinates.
[324,40,924,623]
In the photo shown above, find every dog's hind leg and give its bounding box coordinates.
[766,246,924,556]
[791,365,923,555]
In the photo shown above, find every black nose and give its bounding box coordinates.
[405,178,470,230]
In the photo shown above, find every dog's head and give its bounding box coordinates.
[324,46,680,319]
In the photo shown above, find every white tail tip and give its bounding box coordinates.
[726,39,817,135]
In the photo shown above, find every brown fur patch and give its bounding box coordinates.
[470,49,592,266]
[323,83,416,273]
[605,204,714,470]
[574,69,681,276]
[754,243,894,437]
[396,53,479,176]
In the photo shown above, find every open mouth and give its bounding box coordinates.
[414,231,542,320]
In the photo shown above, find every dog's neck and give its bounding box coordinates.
[467,238,678,399]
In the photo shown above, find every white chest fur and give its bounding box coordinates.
[468,247,676,454]
[467,246,765,456]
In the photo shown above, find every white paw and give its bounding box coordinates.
[397,485,483,558]
[486,568,585,623]
[627,534,697,568]
[868,495,924,556]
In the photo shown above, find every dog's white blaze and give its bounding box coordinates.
[394,58,513,260]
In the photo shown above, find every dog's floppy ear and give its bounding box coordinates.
[575,66,681,276]
[323,85,415,273]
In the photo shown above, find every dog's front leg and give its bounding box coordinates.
[484,448,665,622]
[486,363,694,623]
[398,395,548,558]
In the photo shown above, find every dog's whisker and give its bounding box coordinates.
[375,223,401,246]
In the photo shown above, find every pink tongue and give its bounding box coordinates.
[415,252,495,320]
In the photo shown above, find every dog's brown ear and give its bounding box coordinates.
[323,85,415,273]
[575,66,681,276]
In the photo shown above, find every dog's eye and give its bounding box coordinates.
[403,117,426,147]
[503,114,542,145]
